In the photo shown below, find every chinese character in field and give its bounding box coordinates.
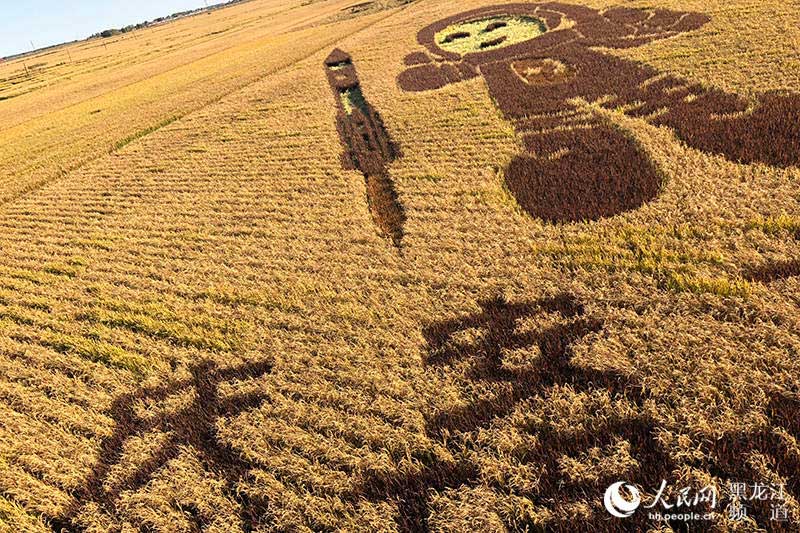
[52,358,274,530]
[398,3,800,223]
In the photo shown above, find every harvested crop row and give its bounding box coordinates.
[0,0,399,207]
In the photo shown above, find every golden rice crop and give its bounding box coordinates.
[0,0,798,531]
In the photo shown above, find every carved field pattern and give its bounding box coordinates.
[398,3,800,222]
[325,49,407,249]
[0,0,798,532]
[51,358,274,531]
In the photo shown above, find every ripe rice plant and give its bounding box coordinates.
[0,0,798,531]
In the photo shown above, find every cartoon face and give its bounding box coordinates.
[435,16,547,56]
[403,4,713,74]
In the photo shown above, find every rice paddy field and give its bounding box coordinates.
[0,0,799,531]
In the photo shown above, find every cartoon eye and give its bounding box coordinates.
[484,21,508,33]
[327,59,352,70]
[442,31,470,43]
[480,36,508,49]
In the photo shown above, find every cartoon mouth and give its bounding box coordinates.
[435,15,547,53]
[480,36,508,49]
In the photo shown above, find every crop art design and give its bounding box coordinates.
[52,358,273,532]
[746,258,800,283]
[355,293,675,532]
[398,3,800,223]
[356,295,800,531]
[325,49,406,249]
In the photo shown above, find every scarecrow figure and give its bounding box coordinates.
[325,49,406,248]
[398,3,800,222]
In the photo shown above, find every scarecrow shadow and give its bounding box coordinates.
[358,293,676,532]
[51,358,273,533]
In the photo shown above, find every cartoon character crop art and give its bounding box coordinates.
[398,3,800,222]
